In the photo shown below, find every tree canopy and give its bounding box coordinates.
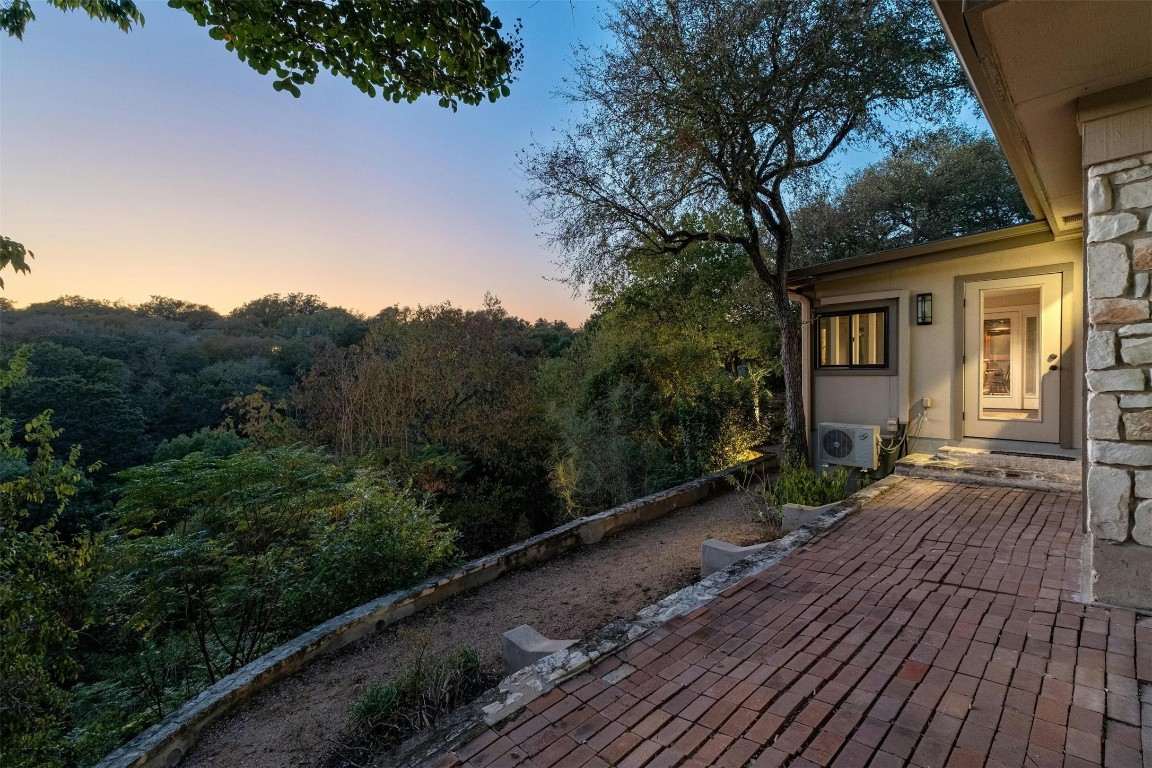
[0,235,33,289]
[1,0,522,108]
[524,0,967,461]
[793,127,1033,265]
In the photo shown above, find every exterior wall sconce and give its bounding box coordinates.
[916,293,933,325]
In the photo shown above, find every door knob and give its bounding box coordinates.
[1048,365,1058,371]
[1047,354,1057,362]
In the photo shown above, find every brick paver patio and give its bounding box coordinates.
[438,478,1150,768]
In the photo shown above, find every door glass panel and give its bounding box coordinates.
[963,272,1062,442]
[1025,315,1038,398]
[978,286,1041,421]
[982,317,1011,396]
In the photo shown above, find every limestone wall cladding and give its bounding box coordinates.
[1086,152,1152,546]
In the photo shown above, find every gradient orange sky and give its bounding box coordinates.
[1,1,607,325]
[2,3,987,327]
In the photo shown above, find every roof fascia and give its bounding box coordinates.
[787,221,1056,287]
[930,0,1057,230]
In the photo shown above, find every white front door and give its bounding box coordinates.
[963,273,1062,442]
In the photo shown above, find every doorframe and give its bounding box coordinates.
[952,262,1077,448]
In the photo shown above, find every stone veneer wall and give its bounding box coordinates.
[1085,151,1152,600]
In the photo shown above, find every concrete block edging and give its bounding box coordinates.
[96,454,777,768]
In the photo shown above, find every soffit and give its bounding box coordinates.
[934,0,1152,235]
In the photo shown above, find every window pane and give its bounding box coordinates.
[817,309,886,368]
[834,315,850,365]
[982,316,1011,396]
[852,311,885,366]
[818,315,851,366]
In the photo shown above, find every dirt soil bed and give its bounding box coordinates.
[182,490,775,768]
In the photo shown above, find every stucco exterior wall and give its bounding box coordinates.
[807,237,1084,446]
[813,376,901,430]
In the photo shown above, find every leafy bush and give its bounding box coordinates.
[350,647,488,747]
[292,478,459,628]
[65,634,205,766]
[540,317,767,514]
[438,480,533,557]
[767,464,850,509]
[731,464,850,529]
[1,350,97,768]
[52,446,460,762]
[152,427,248,462]
[106,448,458,682]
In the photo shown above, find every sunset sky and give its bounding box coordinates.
[2,1,610,324]
[2,2,985,326]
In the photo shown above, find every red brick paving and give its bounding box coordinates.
[437,479,1148,767]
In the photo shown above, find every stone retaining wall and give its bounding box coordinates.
[1085,150,1152,608]
[95,454,774,768]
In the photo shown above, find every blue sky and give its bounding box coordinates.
[2,1,611,323]
[1,1,985,325]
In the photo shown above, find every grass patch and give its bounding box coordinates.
[349,646,490,748]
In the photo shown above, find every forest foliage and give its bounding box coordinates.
[0,282,774,765]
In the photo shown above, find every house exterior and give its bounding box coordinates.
[789,0,1152,611]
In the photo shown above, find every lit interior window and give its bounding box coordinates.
[817,309,888,368]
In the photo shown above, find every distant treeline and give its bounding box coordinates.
[0,293,576,534]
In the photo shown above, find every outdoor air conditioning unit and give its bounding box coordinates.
[817,423,880,470]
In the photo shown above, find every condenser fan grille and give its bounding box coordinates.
[817,423,879,470]
[822,429,854,459]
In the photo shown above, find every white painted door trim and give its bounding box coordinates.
[963,273,1062,443]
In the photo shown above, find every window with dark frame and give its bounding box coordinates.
[816,308,889,369]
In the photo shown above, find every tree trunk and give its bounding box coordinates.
[750,373,761,427]
[767,279,810,466]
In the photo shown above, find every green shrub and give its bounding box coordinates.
[350,647,488,746]
[65,635,206,766]
[767,464,850,509]
[113,447,458,662]
[151,427,248,462]
[1,350,98,768]
[291,477,459,629]
[89,446,458,745]
[730,463,850,529]
[438,480,533,557]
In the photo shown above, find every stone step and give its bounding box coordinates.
[936,445,1083,478]
[895,453,1081,493]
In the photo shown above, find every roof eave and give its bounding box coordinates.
[930,0,1056,230]
[787,220,1056,288]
